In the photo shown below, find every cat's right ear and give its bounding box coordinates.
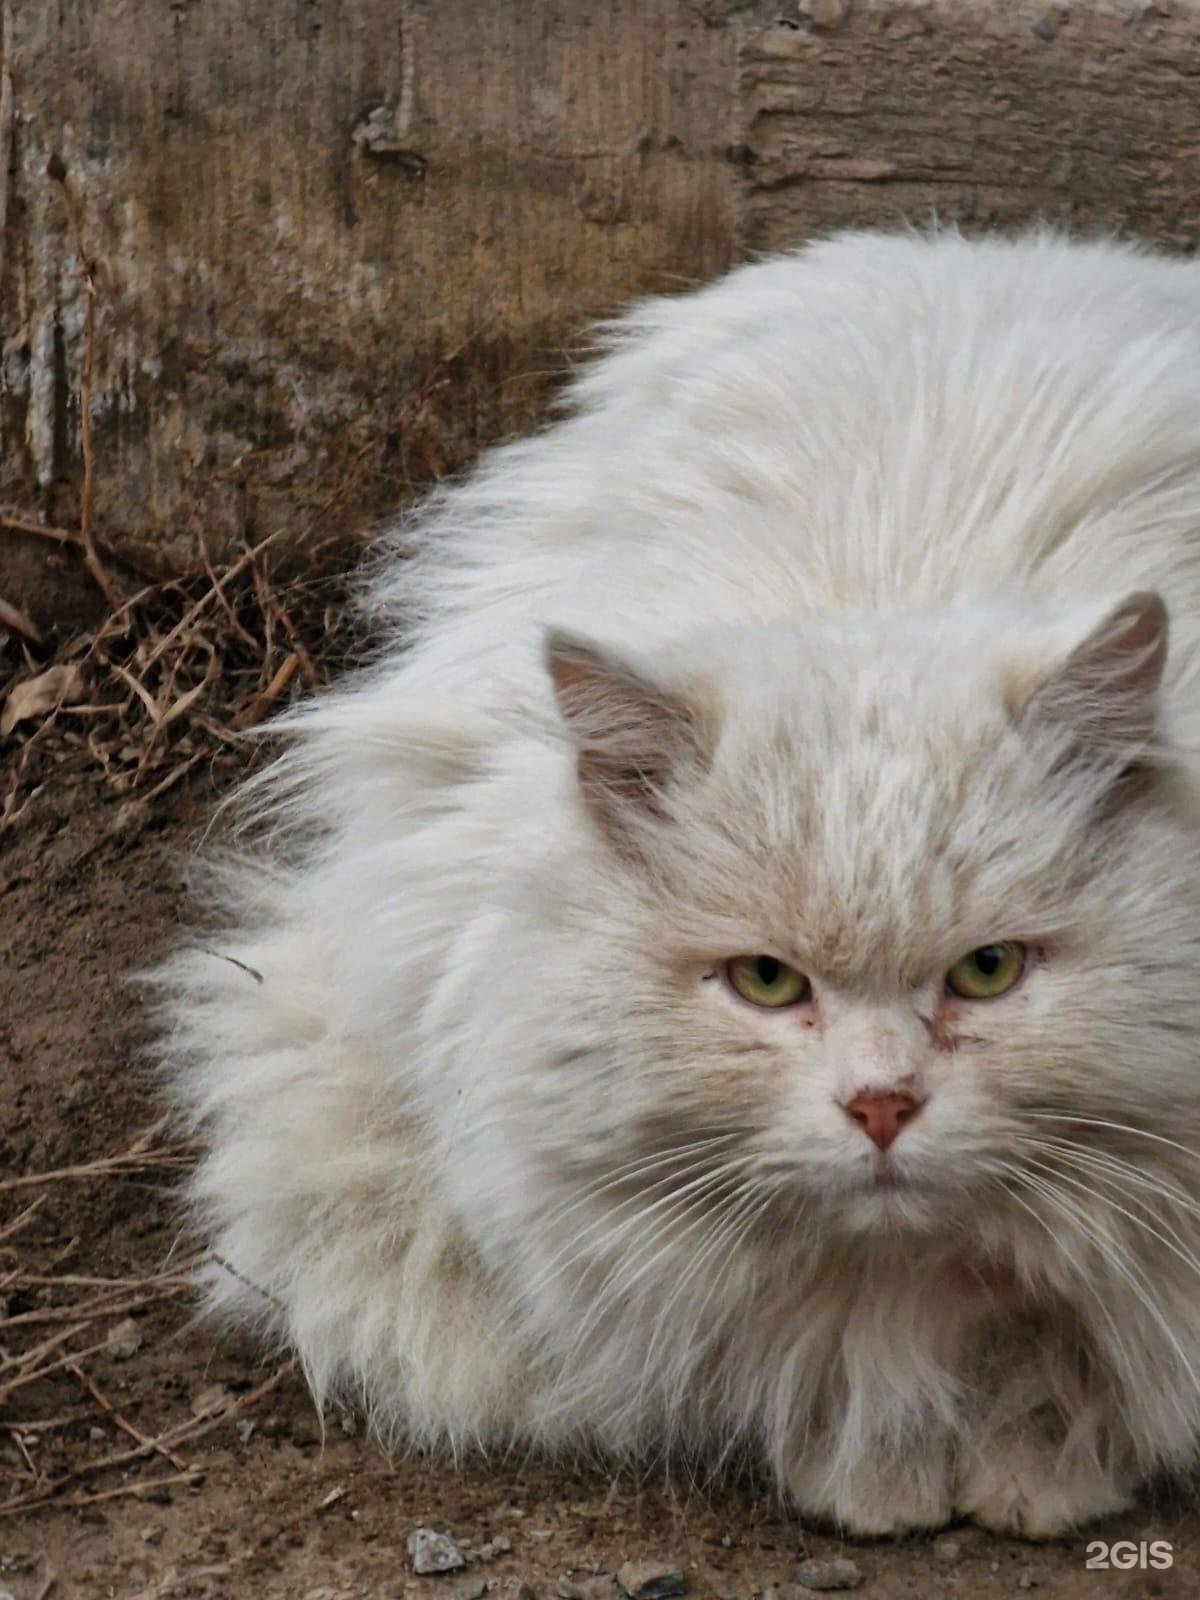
[544,630,711,849]
[1016,589,1169,766]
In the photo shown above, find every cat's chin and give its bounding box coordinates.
[826,1173,960,1235]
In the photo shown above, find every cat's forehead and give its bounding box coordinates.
[711,617,1018,787]
[671,621,1060,978]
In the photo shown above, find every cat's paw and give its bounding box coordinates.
[956,1444,1134,1539]
[787,1456,952,1536]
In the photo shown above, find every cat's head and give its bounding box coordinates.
[524,589,1200,1253]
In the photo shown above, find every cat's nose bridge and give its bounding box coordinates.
[828,1007,926,1102]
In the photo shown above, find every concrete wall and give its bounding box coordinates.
[2,0,1198,616]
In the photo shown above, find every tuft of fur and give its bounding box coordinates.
[156,229,1200,1535]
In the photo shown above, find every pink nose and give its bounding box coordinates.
[841,1090,923,1152]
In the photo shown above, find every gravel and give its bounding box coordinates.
[408,1528,469,1576]
[454,1579,489,1600]
[105,1317,144,1360]
[616,1562,686,1600]
[794,1558,864,1592]
[556,1577,618,1600]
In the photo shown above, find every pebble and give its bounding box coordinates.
[794,1559,863,1593]
[140,1525,163,1546]
[88,1426,106,1443]
[235,1418,256,1443]
[1015,1570,1051,1591]
[556,1578,616,1600]
[616,1563,686,1600]
[454,1580,489,1600]
[932,1536,962,1564]
[105,1317,144,1360]
[189,1382,231,1419]
[476,1537,513,1561]
[408,1528,468,1576]
[289,1415,322,1447]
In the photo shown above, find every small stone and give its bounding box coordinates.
[477,1537,513,1561]
[530,1531,555,1543]
[189,1382,231,1418]
[455,1581,488,1600]
[289,1414,322,1447]
[616,1564,686,1600]
[1015,1571,1051,1592]
[105,1317,143,1360]
[408,1528,468,1576]
[797,0,850,26]
[1030,9,1061,41]
[140,1525,163,1546]
[111,798,152,835]
[794,1560,863,1593]
[932,1536,962,1564]
[235,1418,256,1443]
[556,1581,615,1600]
[89,1426,106,1442]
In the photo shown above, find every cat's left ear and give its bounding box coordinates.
[1018,590,1168,757]
[544,630,712,847]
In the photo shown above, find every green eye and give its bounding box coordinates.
[945,942,1026,1000]
[726,955,812,1009]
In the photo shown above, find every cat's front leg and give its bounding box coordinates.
[948,1296,1145,1537]
[955,1431,1136,1539]
[785,1438,954,1536]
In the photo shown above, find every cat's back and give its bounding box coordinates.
[384,231,1200,702]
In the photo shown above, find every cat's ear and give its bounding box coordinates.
[544,630,711,846]
[1019,590,1168,758]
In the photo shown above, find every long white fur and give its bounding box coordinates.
[157,228,1200,1536]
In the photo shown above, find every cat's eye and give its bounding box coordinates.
[726,955,812,1009]
[945,941,1026,1000]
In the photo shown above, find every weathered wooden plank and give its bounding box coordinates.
[1,0,1198,616]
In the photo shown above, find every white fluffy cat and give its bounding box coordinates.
[159,228,1200,1538]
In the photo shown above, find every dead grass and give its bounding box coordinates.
[0,275,366,1517]
[0,245,473,1540]
[0,250,478,830]
[0,1122,294,1520]
[0,512,366,827]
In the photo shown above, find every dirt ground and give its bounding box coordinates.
[2,766,1199,1599]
